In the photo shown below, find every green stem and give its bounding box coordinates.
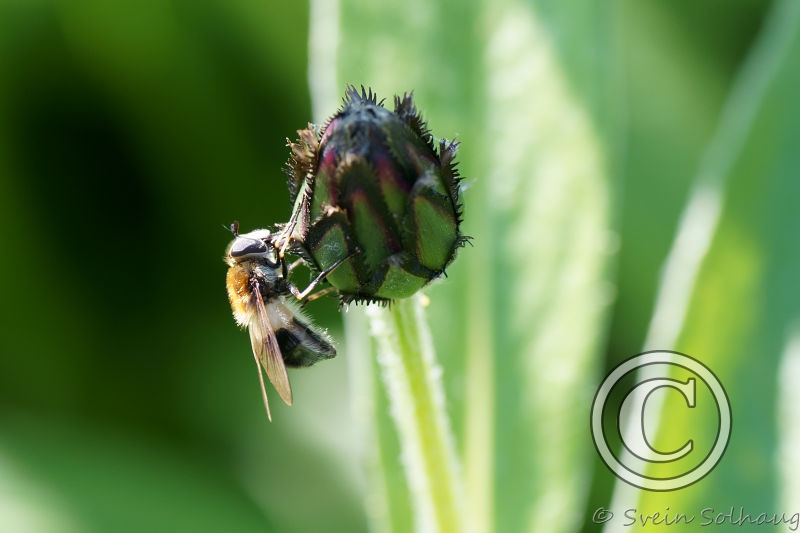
[366,295,464,533]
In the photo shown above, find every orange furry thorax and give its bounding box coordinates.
[226,263,253,324]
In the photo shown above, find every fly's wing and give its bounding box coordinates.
[250,347,272,422]
[249,283,293,415]
[271,301,336,368]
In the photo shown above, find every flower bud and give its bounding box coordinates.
[285,86,468,304]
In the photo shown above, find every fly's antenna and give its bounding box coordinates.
[230,220,240,237]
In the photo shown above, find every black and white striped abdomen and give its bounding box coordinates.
[266,300,336,367]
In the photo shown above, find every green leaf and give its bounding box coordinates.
[613,0,800,523]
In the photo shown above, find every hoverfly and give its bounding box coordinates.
[225,221,346,421]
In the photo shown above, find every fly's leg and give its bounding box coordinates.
[274,231,304,259]
[300,286,338,305]
[290,251,356,301]
[275,178,313,258]
[281,256,305,282]
[286,258,305,273]
[274,235,309,279]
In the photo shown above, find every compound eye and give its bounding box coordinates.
[230,237,267,258]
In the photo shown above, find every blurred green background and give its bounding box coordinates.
[0,2,362,532]
[1,0,798,532]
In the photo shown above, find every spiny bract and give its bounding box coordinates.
[284,85,469,305]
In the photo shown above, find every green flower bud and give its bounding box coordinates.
[284,86,469,304]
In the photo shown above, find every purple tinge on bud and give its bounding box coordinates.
[285,86,469,304]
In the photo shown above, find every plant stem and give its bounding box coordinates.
[366,294,464,533]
